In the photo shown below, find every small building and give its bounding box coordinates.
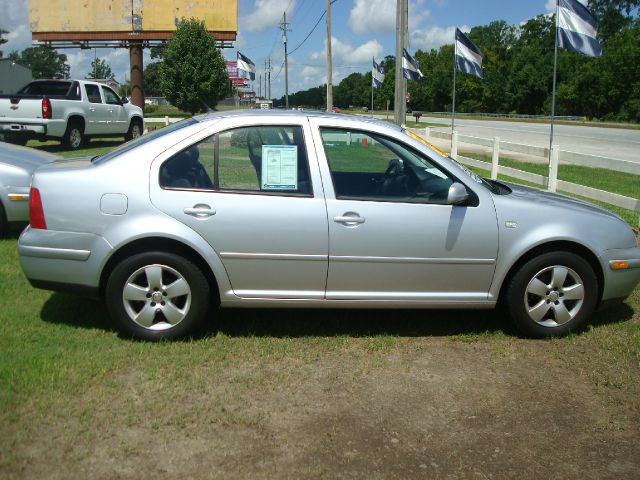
[0,59,33,94]
[86,78,120,91]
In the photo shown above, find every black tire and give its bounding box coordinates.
[505,251,598,338]
[0,201,7,238]
[62,121,84,150]
[125,118,142,141]
[105,251,210,341]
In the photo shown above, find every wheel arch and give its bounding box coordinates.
[67,114,85,131]
[497,240,604,306]
[99,236,221,305]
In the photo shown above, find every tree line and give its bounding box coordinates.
[278,0,640,122]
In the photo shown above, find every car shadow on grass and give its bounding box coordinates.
[28,139,123,155]
[40,293,116,333]
[39,293,635,340]
[211,302,635,339]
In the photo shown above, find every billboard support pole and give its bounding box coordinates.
[129,41,144,109]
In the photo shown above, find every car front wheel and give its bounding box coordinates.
[506,251,598,338]
[105,251,210,340]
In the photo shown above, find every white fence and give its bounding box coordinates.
[409,127,640,214]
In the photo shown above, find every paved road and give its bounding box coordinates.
[419,117,640,164]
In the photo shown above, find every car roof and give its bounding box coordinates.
[194,109,403,131]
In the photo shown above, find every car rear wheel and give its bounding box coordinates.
[505,251,598,338]
[105,251,210,340]
[63,121,84,150]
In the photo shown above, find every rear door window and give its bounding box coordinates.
[85,84,102,103]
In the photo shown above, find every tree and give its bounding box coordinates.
[86,57,114,79]
[0,29,7,58]
[161,18,230,114]
[143,61,164,97]
[9,47,70,79]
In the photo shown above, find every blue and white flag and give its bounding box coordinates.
[455,28,483,79]
[237,52,256,81]
[402,49,424,82]
[372,59,385,88]
[557,0,602,57]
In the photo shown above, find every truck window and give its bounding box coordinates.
[101,86,121,105]
[17,81,73,96]
[85,84,102,104]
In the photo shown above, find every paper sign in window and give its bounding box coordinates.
[261,145,298,190]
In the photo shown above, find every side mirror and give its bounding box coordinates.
[121,97,129,104]
[447,182,469,205]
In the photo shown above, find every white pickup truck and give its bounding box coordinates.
[0,79,144,150]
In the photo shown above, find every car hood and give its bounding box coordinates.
[0,143,59,173]
[503,182,623,222]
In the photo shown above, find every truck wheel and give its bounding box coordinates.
[125,119,142,141]
[63,121,84,150]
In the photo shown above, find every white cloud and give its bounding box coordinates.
[410,25,469,51]
[242,0,295,33]
[348,0,429,35]
[0,1,32,54]
[311,37,383,65]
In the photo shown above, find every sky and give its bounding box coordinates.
[0,0,564,99]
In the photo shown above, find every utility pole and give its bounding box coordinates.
[401,0,408,123]
[326,0,333,112]
[268,57,271,100]
[394,0,403,124]
[280,12,291,108]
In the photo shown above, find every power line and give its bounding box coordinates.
[289,0,339,56]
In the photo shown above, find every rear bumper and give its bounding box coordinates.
[0,119,66,138]
[18,227,113,294]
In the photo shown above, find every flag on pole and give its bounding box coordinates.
[237,52,256,81]
[402,49,424,82]
[557,0,602,57]
[455,28,483,79]
[372,59,385,88]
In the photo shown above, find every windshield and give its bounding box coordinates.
[402,128,501,194]
[92,118,200,164]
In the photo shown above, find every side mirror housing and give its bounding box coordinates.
[447,182,469,205]
[121,97,129,104]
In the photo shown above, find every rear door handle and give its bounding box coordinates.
[89,107,96,112]
[333,213,365,225]
[184,205,216,218]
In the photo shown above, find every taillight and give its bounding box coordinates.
[42,98,52,119]
[29,187,47,230]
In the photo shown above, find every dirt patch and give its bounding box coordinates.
[3,323,639,480]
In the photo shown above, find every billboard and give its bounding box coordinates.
[29,0,237,42]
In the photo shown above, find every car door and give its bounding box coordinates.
[101,86,128,134]
[149,117,329,299]
[310,119,499,303]
[83,83,109,135]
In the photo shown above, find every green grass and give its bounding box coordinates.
[25,138,124,158]
[463,151,640,199]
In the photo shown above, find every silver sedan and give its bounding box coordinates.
[17,111,640,340]
[0,142,58,236]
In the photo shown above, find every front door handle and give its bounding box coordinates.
[184,204,216,218]
[333,213,365,225]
